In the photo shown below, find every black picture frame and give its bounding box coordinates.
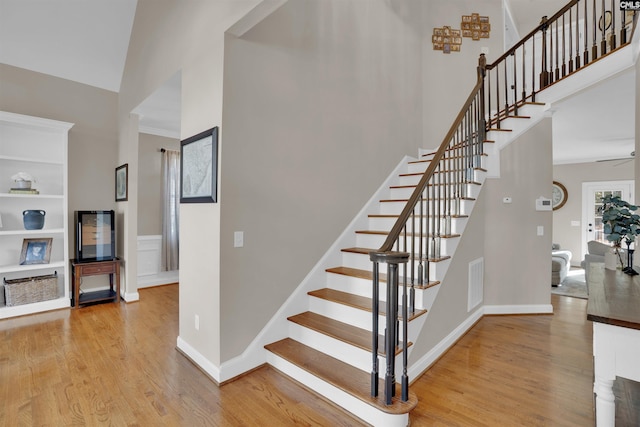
[20,238,53,265]
[115,163,128,202]
[180,127,218,203]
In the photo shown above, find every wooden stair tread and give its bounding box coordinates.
[287,311,410,356]
[308,288,427,321]
[332,256,441,289]
[380,197,475,202]
[503,115,531,119]
[368,214,468,219]
[389,181,481,189]
[487,127,513,132]
[355,230,461,239]
[265,338,418,415]
[398,170,487,178]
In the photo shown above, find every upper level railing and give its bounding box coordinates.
[369,0,637,407]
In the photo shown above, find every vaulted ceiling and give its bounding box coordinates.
[0,0,634,163]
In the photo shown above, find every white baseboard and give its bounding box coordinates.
[483,304,553,315]
[176,336,221,383]
[123,291,139,302]
[138,270,179,288]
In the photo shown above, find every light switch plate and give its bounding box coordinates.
[234,231,244,247]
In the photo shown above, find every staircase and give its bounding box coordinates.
[260,1,637,426]
[264,151,478,426]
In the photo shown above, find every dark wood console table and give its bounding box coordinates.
[71,258,121,308]
[586,263,640,427]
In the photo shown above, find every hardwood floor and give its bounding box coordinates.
[1,286,637,426]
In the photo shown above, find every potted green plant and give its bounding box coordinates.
[600,194,640,274]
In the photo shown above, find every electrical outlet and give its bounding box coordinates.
[195,314,200,330]
[537,226,544,236]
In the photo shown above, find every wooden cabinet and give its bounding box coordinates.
[71,259,121,307]
[0,111,73,319]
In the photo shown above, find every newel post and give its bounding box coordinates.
[370,250,410,405]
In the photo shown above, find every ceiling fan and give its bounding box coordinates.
[596,151,635,166]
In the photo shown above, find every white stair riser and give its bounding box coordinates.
[355,234,458,257]
[379,199,474,216]
[398,174,422,186]
[338,253,450,285]
[309,294,377,331]
[406,161,429,174]
[308,296,409,341]
[389,183,481,200]
[325,273,430,311]
[368,215,469,235]
[289,323,410,381]
[266,353,409,427]
[288,322,375,373]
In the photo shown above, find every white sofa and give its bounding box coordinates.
[580,240,616,290]
[552,244,572,286]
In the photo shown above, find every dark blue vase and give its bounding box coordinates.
[23,210,46,230]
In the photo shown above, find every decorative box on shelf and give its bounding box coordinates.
[3,272,58,306]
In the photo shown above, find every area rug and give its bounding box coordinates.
[552,270,588,299]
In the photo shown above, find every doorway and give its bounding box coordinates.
[582,180,634,256]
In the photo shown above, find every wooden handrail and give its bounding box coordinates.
[376,56,486,253]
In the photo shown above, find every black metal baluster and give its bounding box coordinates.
[601,0,607,55]
[584,0,590,64]
[401,266,408,402]
[540,16,549,88]
[562,14,567,77]
[512,51,518,115]
[495,66,501,128]
[569,7,575,73]
[551,21,560,82]
[386,260,396,403]
[370,260,379,397]
[620,8,627,44]
[532,35,537,100]
[503,58,509,116]
[610,0,616,49]
[520,46,526,104]
[592,0,598,60]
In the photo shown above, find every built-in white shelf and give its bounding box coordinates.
[0,111,73,318]
[0,261,66,275]
[0,154,64,165]
[0,228,65,236]
[0,193,64,199]
[0,297,70,320]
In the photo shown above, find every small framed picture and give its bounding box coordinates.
[20,238,52,265]
[180,127,218,203]
[115,163,128,202]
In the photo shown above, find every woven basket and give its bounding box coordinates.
[4,272,58,306]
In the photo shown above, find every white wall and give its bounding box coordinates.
[484,118,553,306]
[422,0,505,146]
[118,0,264,368]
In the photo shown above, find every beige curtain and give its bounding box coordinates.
[161,149,180,271]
